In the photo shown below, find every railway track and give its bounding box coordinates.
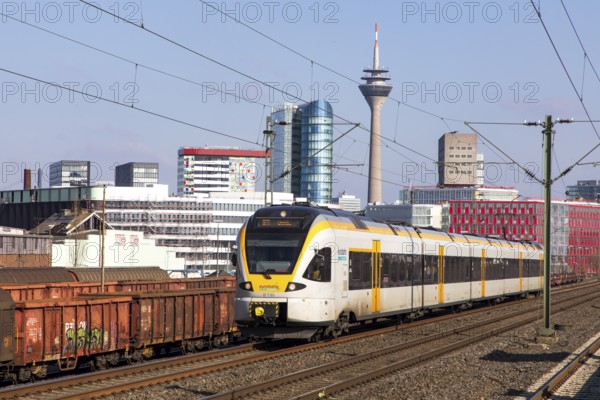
[529,334,600,399]
[203,289,600,400]
[1,281,598,399]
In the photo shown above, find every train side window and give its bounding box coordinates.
[397,254,408,286]
[471,257,481,281]
[361,252,372,289]
[303,248,331,282]
[390,254,399,287]
[381,253,391,287]
[423,255,438,284]
[413,254,422,284]
[349,252,363,290]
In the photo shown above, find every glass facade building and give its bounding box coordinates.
[299,100,333,203]
[49,160,91,187]
[271,104,301,194]
[115,162,159,187]
[269,100,334,203]
[566,180,600,201]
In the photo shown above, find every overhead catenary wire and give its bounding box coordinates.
[78,1,442,168]
[8,2,442,172]
[530,0,600,181]
[196,0,464,125]
[0,67,261,146]
[0,66,416,191]
[1,11,372,178]
[560,0,600,88]
[530,0,600,142]
[465,122,543,185]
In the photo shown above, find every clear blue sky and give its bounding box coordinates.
[1,1,599,205]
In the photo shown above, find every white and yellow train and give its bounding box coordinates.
[233,204,543,341]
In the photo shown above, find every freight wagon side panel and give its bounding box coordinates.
[174,296,184,342]
[184,295,195,338]
[0,290,14,363]
[117,301,131,350]
[61,305,78,359]
[193,293,205,338]
[205,294,214,335]
[89,303,107,355]
[154,297,165,344]
[137,299,152,346]
[219,289,235,332]
[14,308,43,366]
[44,307,62,361]
[164,297,175,343]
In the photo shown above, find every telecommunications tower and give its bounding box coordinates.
[359,23,392,204]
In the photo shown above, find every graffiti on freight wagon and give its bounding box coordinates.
[64,322,104,352]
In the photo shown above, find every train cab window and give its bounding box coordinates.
[302,248,331,282]
[246,237,302,275]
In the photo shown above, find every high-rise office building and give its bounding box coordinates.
[299,100,334,203]
[177,147,266,196]
[49,160,91,187]
[438,133,481,186]
[115,162,159,187]
[270,100,334,203]
[271,104,301,194]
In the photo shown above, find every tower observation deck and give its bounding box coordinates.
[359,23,392,204]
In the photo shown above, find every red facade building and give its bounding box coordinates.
[448,200,600,276]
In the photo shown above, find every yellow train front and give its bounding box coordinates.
[234,204,543,341]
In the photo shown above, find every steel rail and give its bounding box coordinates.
[529,335,600,400]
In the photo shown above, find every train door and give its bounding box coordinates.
[371,240,381,313]
[519,251,524,292]
[411,251,424,311]
[437,246,444,304]
[342,247,348,299]
[481,249,486,298]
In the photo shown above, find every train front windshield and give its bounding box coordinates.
[246,235,304,275]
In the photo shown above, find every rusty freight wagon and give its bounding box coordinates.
[124,287,237,356]
[1,275,236,302]
[1,286,237,382]
[12,294,132,381]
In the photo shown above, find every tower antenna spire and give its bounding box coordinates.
[374,23,379,69]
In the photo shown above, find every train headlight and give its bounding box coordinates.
[285,282,306,292]
[239,282,253,291]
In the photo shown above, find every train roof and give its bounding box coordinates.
[68,267,170,282]
[252,204,542,249]
[0,267,76,284]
